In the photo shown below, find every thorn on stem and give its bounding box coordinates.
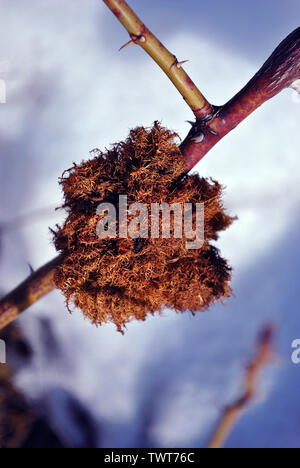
[170,57,189,70]
[119,39,135,51]
[177,60,189,68]
[119,34,146,51]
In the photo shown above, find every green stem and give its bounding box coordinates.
[103,0,213,119]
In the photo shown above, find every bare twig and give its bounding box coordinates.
[181,27,300,170]
[0,255,63,330]
[102,0,213,120]
[207,324,275,449]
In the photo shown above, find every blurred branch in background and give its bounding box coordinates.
[207,324,276,449]
[0,324,65,448]
[0,364,35,448]
[0,205,58,234]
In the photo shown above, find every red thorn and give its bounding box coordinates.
[119,34,146,51]
[177,60,189,68]
[119,39,136,51]
[170,58,189,70]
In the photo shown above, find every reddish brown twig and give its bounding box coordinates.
[0,255,63,330]
[207,324,275,449]
[181,27,300,170]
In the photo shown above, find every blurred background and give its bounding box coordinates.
[0,0,299,448]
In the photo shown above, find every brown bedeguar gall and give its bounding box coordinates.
[53,123,235,332]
